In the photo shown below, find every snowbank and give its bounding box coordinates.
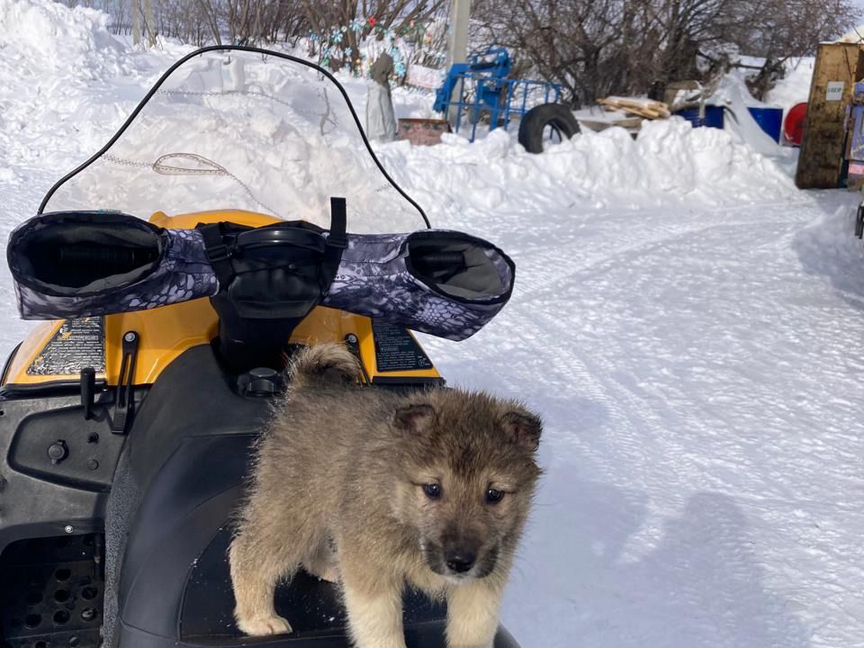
[0,0,189,169]
[0,0,125,75]
[379,118,796,220]
[794,199,864,300]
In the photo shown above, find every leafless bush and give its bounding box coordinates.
[66,0,446,69]
[472,0,861,106]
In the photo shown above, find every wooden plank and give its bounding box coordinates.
[796,42,863,189]
[598,97,670,120]
[604,100,669,119]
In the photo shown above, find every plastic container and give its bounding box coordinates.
[675,105,725,128]
[677,105,784,143]
[747,107,783,143]
[782,103,808,146]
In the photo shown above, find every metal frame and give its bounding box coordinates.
[449,72,563,142]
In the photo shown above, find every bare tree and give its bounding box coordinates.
[63,0,448,72]
[473,0,861,105]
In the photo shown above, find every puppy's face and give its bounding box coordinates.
[390,392,542,582]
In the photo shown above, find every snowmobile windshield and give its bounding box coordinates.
[38,47,428,233]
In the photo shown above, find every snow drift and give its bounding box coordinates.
[0,0,124,75]
[380,119,795,222]
[0,0,189,168]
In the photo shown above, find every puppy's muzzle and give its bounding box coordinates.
[444,549,476,574]
[425,541,498,579]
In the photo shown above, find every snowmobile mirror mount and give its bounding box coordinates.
[110,331,139,433]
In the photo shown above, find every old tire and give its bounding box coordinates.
[518,103,580,153]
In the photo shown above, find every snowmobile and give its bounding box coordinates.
[0,47,519,648]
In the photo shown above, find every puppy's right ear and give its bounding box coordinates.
[393,404,437,434]
[500,409,542,452]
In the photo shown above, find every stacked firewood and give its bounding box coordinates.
[597,96,671,120]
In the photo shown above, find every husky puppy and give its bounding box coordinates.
[229,343,542,648]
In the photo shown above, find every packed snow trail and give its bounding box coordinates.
[1,2,864,646]
[418,193,864,647]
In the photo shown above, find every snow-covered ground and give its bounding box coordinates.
[2,2,864,647]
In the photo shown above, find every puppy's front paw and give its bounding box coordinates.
[236,613,293,636]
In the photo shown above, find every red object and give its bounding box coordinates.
[783,102,808,147]
[369,17,377,27]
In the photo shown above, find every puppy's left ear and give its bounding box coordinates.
[500,409,542,452]
[393,403,437,434]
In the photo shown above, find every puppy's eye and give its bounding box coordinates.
[486,488,505,504]
[422,483,442,500]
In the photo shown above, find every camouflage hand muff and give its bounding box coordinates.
[8,211,515,341]
[7,211,216,319]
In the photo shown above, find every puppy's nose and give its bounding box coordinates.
[445,551,476,574]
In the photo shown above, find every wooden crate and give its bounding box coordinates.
[796,42,864,189]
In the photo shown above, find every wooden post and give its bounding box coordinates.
[144,0,156,46]
[796,42,864,189]
[447,0,471,67]
[132,0,141,46]
[445,0,471,124]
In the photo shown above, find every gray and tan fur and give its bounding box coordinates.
[229,343,542,648]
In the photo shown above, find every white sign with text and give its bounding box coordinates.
[827,81,845,102]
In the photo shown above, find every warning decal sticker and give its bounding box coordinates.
[28,318,106,376]
[372,320,434,373]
